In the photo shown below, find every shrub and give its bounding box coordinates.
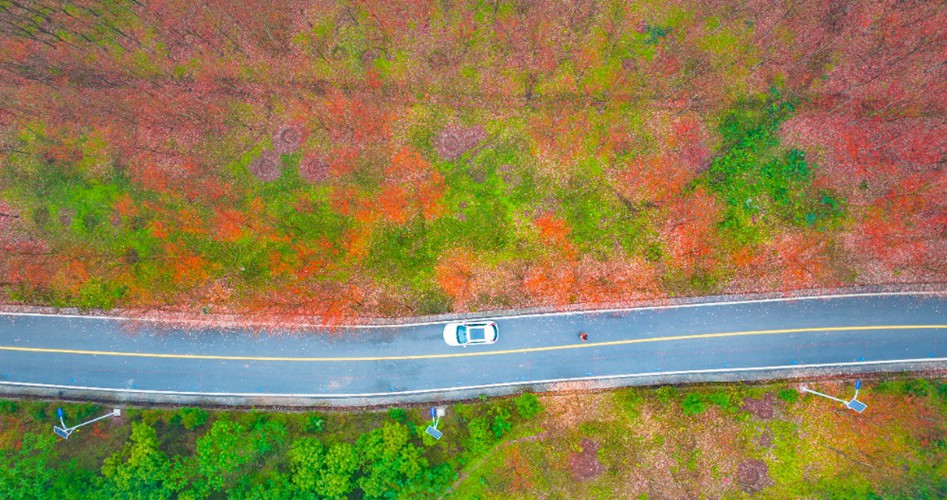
[902,379,933,397]
[306,414,325,433]
[74,403,101,421]
[491,407,512,439]
[28,401,48,422]
[513,393,542,420]
[356,422,430,499]
[173,407,209,430]
[454,403,474,420]
[682,393,708,415]
[465,417,493,455]
[873,380,897,394]
[777,389,800,404]
[387,407,408,423]
[706,391,732,410]
[0,400,18,414]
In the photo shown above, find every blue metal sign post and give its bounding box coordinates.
[53,407,122,440]
[800,379,868,414]
[425,406,444,440]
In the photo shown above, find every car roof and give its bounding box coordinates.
[467,326,488,341]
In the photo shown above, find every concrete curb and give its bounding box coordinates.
[2,359,943,409]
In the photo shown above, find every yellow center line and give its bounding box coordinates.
[0,325,943,362]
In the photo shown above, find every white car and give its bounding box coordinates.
[443,320,499,347]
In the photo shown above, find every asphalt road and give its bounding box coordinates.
[0,292,944,405]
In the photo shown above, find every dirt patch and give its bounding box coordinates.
[742,393,775,419]
[757,428,773,449]
[273,126,304,154]
[249,150,282,182]
[59,208,73,227]
[569,438,605,482]
[433,124,486,161]
[300,154,330,183]
[468,164,488,184]
[499,164,520,187]
[540,384,618,433]
[736,459,773,493]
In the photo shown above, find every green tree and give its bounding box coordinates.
[194,418,287,495]
[289,437,357,499]
[464,417,493,455]
[320,442,359,499]
[100,422,179,499]
[0,432,57,499]
[171,407,208,430]
[356,422,428,499]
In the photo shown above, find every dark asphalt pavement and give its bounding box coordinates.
[0,293,944,403]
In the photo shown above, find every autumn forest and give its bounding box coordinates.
[0,0,943,324]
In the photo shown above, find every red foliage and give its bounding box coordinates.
[856,173,945,276]
[164,242,214,287]
[324,90,390,146]
[533,213,570,246]
[660,187,722,273]
[380,146,445,223]
[434,250,476,305]
[379,185,409,224]
[523,260,577,307]
[212,208,248,242]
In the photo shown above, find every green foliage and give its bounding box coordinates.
[682,393,708,415]
[306,413,325,433]
[644,25,671,46]
[289,437,358,499]
[72,403,102,422]
[618,388,644,420]
[171,407,208,430]
[0,400,17,414]
[706,91,845,247]
[778,388,800,404]
[490,407,512,439]
[387,407,408,423]
[100,422,179,498]
[356,422,432,499]
[705,391,732,410]
[513,392,542,420]
[655,386,678,404]
[193,418,287,494]
[555,159,644,257]
[682,390,733,415]
[902,379,934,397]
[768,420,805,492]
[28,401,48,423]
[875,378,937,398]
[0,432,57,499]
[464,417,493,455]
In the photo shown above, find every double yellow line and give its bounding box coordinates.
[0,325,943,362]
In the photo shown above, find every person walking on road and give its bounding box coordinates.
[579,332,588,342]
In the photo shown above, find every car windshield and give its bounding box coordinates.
[456,326,467,344]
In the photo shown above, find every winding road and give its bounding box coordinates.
[0,291,944,406]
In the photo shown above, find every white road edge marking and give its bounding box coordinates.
[1,290,944,329]
[2,357,944,399]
